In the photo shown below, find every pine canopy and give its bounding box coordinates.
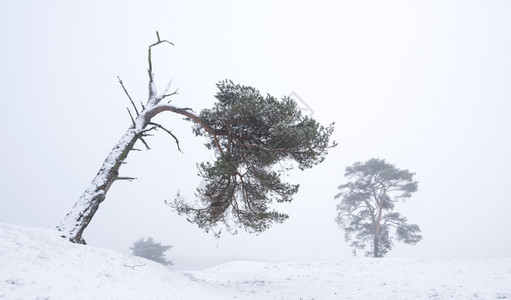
[172,80,336,236]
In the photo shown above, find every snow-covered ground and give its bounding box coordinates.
[1,223,510,300]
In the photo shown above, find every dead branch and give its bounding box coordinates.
[126,107,136,127]
[124,263,146,269]
[139,126,158,135]
[117,176,137,182]
[161,79,179,103]
[158,88,179,102]
[149,122,182,152]
[151,30,174,48]
[138,136,151,150]
[148,31,174,83]
[118,76,139,116]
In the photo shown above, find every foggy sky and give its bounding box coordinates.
[1,1,510,269]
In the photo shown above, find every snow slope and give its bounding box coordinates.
[1,222,510,299]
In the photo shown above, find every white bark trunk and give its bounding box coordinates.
[56,34,214,244]
[57,114,148,243]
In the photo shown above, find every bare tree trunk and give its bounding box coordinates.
[373,235,379,258]
[57,33,225,244]
[57,34,173,244]
[373,189,384,258]
[57,116,147,243]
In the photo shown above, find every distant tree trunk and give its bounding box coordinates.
[373,235,380,258]
[373,190,384,258]
[373,218,381,257]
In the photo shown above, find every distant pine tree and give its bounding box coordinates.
[335,158,422,257]
[130,237,172,266]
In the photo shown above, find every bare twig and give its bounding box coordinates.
[117,176,137,182]
[139,126,158,135]
[150,30,174,48]
[139,136,151,150]
[158,79,179,103]
[159,88,179,102]
[124,263,146,269]
[126,107,136,127]
[149,122,182,153]
[148,31,174,83]
[118,76,139,116]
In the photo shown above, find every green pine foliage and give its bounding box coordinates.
[335,158,422,257]
[130,237,173,266]
[171,80,336,236]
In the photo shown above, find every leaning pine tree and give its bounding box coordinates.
[57,32,336,244]
[335,158,422,257]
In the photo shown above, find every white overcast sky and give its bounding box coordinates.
[1,1,510,269]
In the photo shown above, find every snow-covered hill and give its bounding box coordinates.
[1,223,510,299]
